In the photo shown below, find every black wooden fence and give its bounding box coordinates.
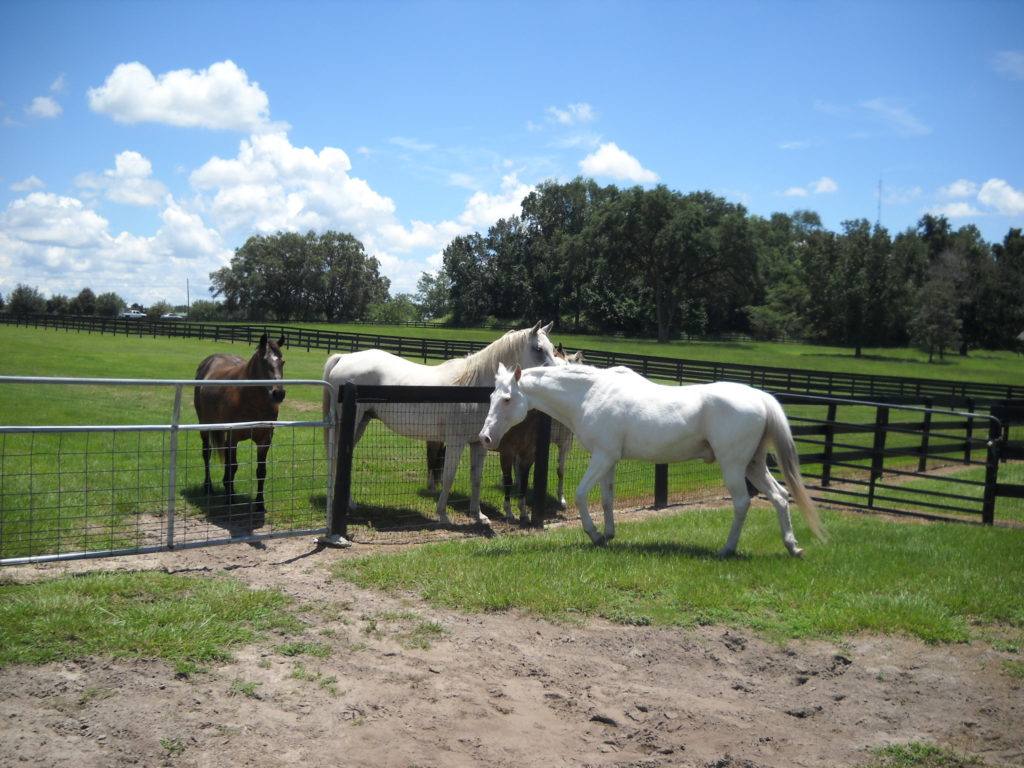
[5,314,1022,405]
[322,383,1023,542]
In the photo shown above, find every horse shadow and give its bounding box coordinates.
[182,485,268,541]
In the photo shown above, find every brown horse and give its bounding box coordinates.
[194,333,286,512]
[494,346,582,523]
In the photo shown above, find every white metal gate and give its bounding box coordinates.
[0,376,334,565]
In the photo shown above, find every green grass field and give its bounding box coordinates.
[2,324,1021,559]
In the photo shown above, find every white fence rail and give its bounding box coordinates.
[0,376,334,565]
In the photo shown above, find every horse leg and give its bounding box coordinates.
[426,442,445,493]
[223,441,238,507]
[747,457,803,557]
[516,459,531,524]
[434,441,464,525]
[468,441,488,524]
[599,465,616,542]
[718,461,753,558]
[500,452,515,522]
[556,438,569,511]
[575,453,616,546]
[254,438,271,514]
[200,431,214,494]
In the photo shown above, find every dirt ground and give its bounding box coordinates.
[1,505,1022,768]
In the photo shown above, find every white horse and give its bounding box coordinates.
[479,363,827,556]
[323,322,558,525]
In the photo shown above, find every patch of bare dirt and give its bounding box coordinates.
[1,509,1022,768]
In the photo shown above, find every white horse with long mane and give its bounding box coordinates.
[479,362,827,556]
[323,322,558,525]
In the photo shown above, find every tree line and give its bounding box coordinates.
[5,177,1023,359]
[424,178,1024,359]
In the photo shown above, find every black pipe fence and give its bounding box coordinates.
[325,384,1023,542]
[5,314,1022,406]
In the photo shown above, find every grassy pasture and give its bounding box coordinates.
[335,508,1024,645]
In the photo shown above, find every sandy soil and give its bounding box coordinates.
[1,508,1022,768]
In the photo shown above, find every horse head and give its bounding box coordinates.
[256,333,287,404]
[523,321,558,370]
[479,363,529,449]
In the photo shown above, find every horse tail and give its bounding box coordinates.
[764,394,828,543]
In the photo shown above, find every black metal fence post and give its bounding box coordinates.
[322,381,357,546]
[654,464,668,509]
[982,417,1003,525]
[868,405,889,508]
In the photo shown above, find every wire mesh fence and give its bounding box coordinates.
[0,377,332,564]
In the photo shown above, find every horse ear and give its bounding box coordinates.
[513,364,522,381]
[556,342,564,354]
[530,321,542,334]
[496,362,508,377]
[259,332,269,347]
[277,336,286,348]
[541,321,553,335]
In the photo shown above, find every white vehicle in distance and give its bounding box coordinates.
[119,309,147,319]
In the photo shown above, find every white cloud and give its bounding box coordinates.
[546,103,595,125]
[579,142,659,183]
[931,177,1024,217]
[74,150,169,207]
[0,191,230,304]
[26,96,61,118]
[9,176,45,192]
[87,60,273,131]
[978,178,1024,215]
[927,201,982,219]
[1,193,110,249]
[992,50,1024,80]
[859,98,931,136]
[50,74,68,93]
[939,179,979,198]
[779,139,812,150]
[811,176,838,194]
[782,177,837,197]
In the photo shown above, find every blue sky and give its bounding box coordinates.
[2,0,1022,307]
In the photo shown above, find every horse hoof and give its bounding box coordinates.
[789,547,805,558]
[714,548,735,559]
[591,534,607,547]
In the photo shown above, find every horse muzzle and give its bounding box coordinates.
[271,388,286,404]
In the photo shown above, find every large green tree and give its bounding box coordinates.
[586,186,755,342]
[210,230,388,321]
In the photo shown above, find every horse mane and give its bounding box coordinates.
[453,328,533,386]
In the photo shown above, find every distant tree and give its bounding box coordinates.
[187,300,221,321]
[586,186,755,342]
[46,294,70,315]
[210,231,389,321]
[368,294,420,324]
[95,292,126,317]
[147,300,173,319]
[442,234,490,325]
[910,271,961,362]
[69,287,97,315]
[415,270,450,320]
[8,284,47,315]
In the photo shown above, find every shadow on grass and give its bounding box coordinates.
[181,485,267,540]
